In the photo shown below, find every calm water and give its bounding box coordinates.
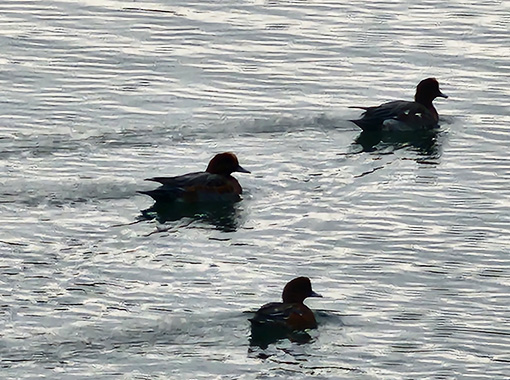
[1,0,509,378]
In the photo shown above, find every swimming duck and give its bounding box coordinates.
[250,277,322,332]
[140,152,250,203]
[350,78,448,132]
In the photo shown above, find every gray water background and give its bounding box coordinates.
[1,0,509,378]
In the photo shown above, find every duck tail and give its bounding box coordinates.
[145,177,168,184]
[138,189,159,200]
[348,106,370,110]
[138,189,180,202]
[349,119,367,130]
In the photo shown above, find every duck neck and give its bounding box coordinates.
[206,169,230,176]
[428,105,439,122]
[282,294,305,304]
[415,95,438,122]
[415,93,433,107]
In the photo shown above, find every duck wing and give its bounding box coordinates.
[351,100,409,130]
[250,302,302,326]
[351,101,437,131]
[381,102,437,131]
[141,172,238,202]
[146,172,224,187]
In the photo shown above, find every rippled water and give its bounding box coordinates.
[1,0,509,378]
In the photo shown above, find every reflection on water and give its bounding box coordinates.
[2,0,510,377]
[140,201,244,233]
[249,322,313,350]
[352,129,444,161]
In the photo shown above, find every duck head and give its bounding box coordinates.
[415,78,448,106]
[282,277,322,304]
[206,152,250,175]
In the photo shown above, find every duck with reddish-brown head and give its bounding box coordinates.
[250,277,322,348]
[140,152,250,203]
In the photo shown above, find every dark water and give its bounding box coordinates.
[1,0,509,378]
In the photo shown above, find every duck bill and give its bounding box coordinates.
[309,291,322,298]
[438,91,448,99]
[236,165,251,174]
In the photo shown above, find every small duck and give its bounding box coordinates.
[250,277,322,332]
[350,78,448,132]
[140,152,250,203]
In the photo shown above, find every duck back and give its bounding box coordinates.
[141,172,242,203]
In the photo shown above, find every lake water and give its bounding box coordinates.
[1,0,509,378]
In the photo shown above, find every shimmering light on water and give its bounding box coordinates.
[1,0,509,378]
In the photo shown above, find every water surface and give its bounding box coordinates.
[1,0,509,378]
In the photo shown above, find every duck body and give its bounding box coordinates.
[250,301,318,331]
[250,277,321,332]
[351,78,447,132]
[141,171,243,203]
[140,152,249,203]
[351,100,438,132]
[249,277,322,348]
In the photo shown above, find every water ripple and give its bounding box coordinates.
[1,0,510,378]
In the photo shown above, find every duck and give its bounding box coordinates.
[250,277,322,332]
[350,78,448,132]
[140,152,250,203]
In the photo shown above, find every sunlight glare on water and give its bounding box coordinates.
[0,0,509,378]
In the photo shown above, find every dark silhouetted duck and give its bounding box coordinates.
[140,152,250,203]
[251,277,321,333]
[350,78,448,132]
